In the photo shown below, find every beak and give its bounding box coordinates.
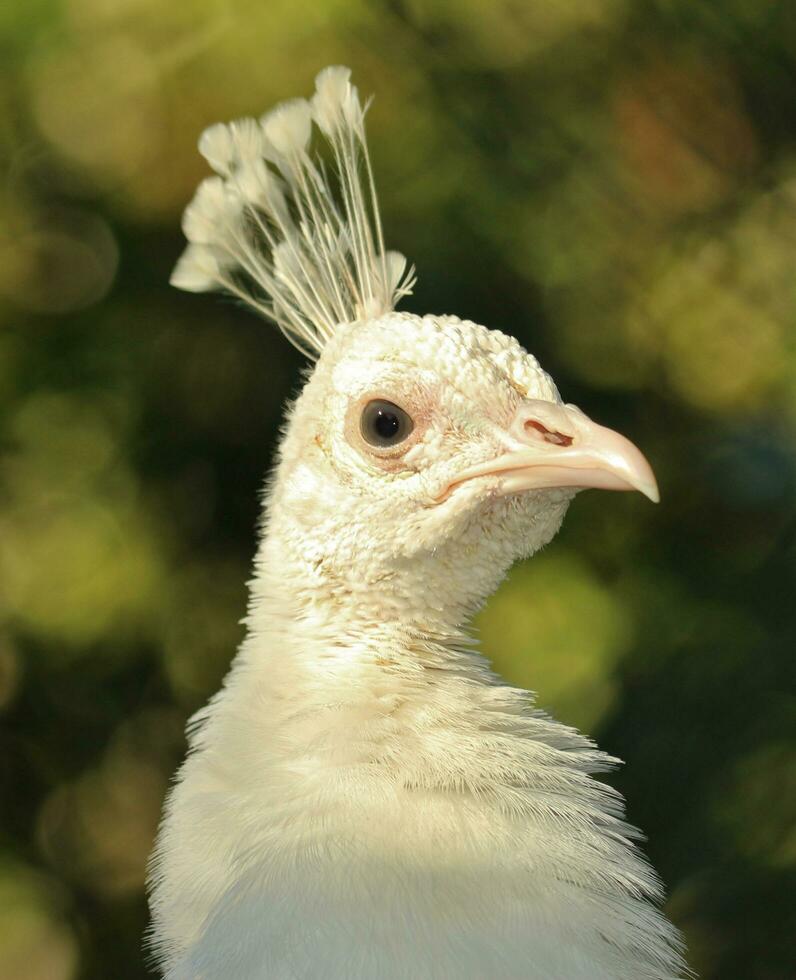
[441,400,659,503]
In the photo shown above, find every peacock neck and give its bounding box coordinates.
[245,522,498,690]
[217,510,555,795]
[250,497,517,650]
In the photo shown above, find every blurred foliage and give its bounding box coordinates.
[0,0,794,977]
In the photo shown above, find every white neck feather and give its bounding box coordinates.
[150,509,685,979]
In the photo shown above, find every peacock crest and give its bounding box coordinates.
[171,66,416,359]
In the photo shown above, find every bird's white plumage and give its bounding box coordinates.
[150,69,688,979]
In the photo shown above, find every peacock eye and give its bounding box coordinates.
[360,399,414,448]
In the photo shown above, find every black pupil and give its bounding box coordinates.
[375,409,400,439]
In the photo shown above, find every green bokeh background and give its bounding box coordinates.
[1,1,794,977]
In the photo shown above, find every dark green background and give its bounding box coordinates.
[0,1,794,977]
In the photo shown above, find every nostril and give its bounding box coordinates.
[524,419,573,447]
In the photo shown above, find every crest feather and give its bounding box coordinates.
[171,66,416,358]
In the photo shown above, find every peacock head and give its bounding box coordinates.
[171,66,657,620]
[269,310,657,619]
